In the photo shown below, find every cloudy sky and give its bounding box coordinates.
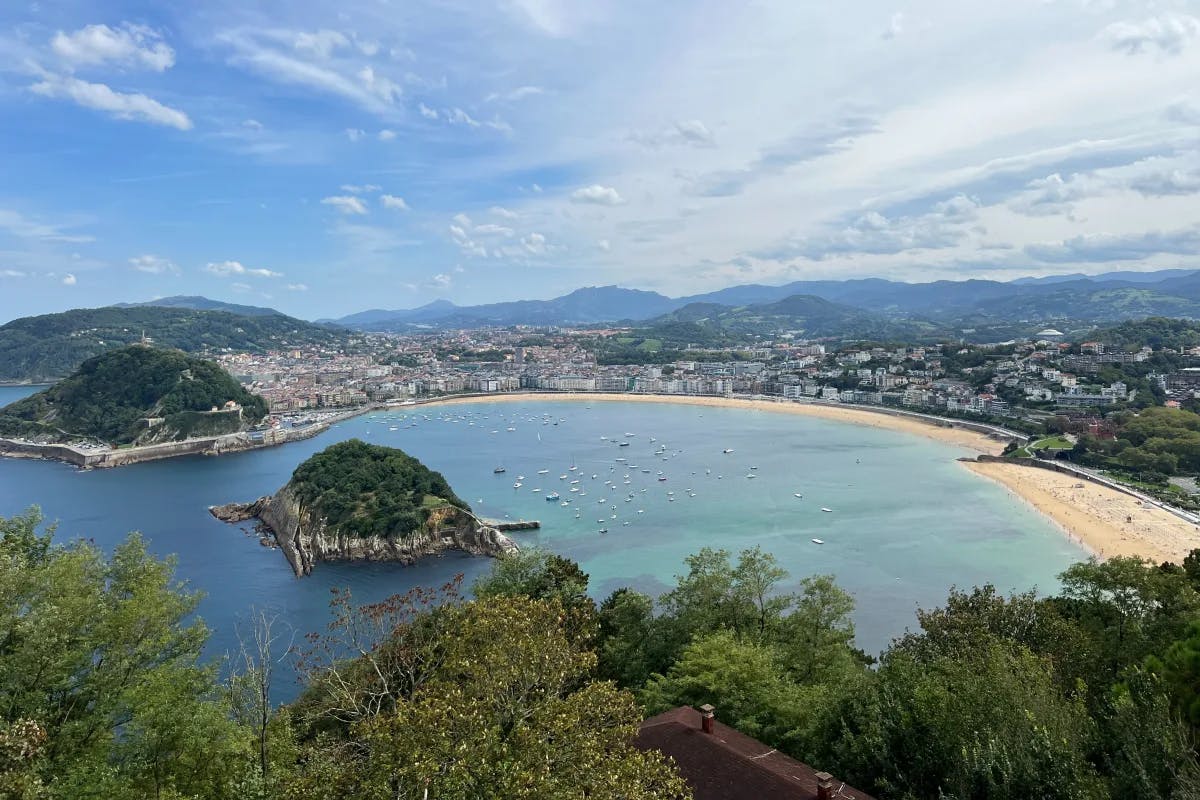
[0,0,1198,321]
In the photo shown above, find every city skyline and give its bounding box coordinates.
[1,0,1198,320]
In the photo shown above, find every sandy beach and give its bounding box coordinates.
[965,461,1200,564]
[421,392,1200,563]
[428,392,1006,454]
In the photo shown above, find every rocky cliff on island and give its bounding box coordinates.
[210,439,517,576]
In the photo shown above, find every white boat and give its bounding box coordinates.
[811,538,824,545]
[821,507,833,513]
[537,469,550,474]
[723,448,734,454]
[531,488,541,493]
[746,474,756,479]
[559,474,568,480]
[545,492,561,501]
[513,482,523,489]
[794,493,803,498]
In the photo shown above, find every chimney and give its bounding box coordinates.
[816,772,833,800]
[699,704,715,734]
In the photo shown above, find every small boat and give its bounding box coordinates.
[723,448,734,454]
[493,466,506,474]
[545,492,561,501]
[637,509,644,514]
[537,469,550,475]
[560,501,569,507]
[559,474,568,480]
[746,474,756,479]
[531,488,541,493]
[625,432,635,437]
[570,487,580,493]
[749,466,758,471]
[794,493,803,498]
[821,507,833,513]
[570,479,580,484]
[513,482,523,489]
[598,528,608,534]
[618,441,630,447]
[506,427,516,431]
[811,538,824,545]
[658,476,668,482]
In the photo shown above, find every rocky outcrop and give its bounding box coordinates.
[210,484,517,577]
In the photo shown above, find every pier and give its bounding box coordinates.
[483,519,540,531]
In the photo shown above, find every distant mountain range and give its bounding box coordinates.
[322,268,1200,333]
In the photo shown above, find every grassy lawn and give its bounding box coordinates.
[1030,435,1072,451]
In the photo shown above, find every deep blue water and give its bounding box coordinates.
[0,388,1085,698]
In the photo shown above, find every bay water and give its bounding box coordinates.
[0,387,1085,697]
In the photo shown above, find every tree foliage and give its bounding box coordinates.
[0,345,268,445]
[288,439,468,538]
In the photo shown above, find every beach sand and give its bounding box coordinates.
[422,392,1200,563]
[964,461,1200,565]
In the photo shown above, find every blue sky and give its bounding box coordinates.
[0,0,1198,322]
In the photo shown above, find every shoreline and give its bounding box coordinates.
[8,387,1196,563]
[964,460,1200,564]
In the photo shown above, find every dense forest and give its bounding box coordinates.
[1088,317,1200,351]
[0,346,267,445]
[5,503,1200,799]
[288,440,469,537]
[0,306,345,382]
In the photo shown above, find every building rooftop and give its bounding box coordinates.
[635,706,873,800]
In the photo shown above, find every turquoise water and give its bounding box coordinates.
[0,390,1085,696]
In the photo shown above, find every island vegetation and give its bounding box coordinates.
[0,305,346,383]
[0,345,267,446]
[287,439,469,538]
[6,502,1200,799]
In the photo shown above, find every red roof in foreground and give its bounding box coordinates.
[635,706,874,800]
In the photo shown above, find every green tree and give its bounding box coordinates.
[0,508,253,798]
[297,596,689,800]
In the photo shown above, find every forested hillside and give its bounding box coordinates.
[0,306,345,382]
[288,439,470,537]
[0,345,267,445]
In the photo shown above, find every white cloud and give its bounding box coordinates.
[882,12,904,40]
[380,194,409,210]
[51,23,175,71]
[486,85,544,102]
[344,127,365,141]
[597,238,611,252]
[570,184,624,205]
[490,206,518,219]
[474,223,513,236]
[230,281,252,292]
[205,260,282,278]
[61,273,76,286]
[0,270,26,278]
[629,119,715,148]
[429,272,452,288]
[340,184,381,193]
[378,128,396,141]
[0,209,93,243]
[129,254,179,274]
[30,74,191,130]
[1103,14,1200,56]
[321,195,369,214]
[522,232,547,254]
[242,118,263,130]
[447,107,481,127]
[286,282,309,291]
[452,213,472,228]
[217,28,405,114]
[292,29,349,60]
[418,102,439,119]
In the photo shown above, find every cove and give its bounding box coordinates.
[0,394,1086,698]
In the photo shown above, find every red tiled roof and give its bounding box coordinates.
[635,706,873,800]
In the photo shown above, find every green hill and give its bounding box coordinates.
[0,305,346,382]
[0,345,268,446]
[288,439,470,538]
